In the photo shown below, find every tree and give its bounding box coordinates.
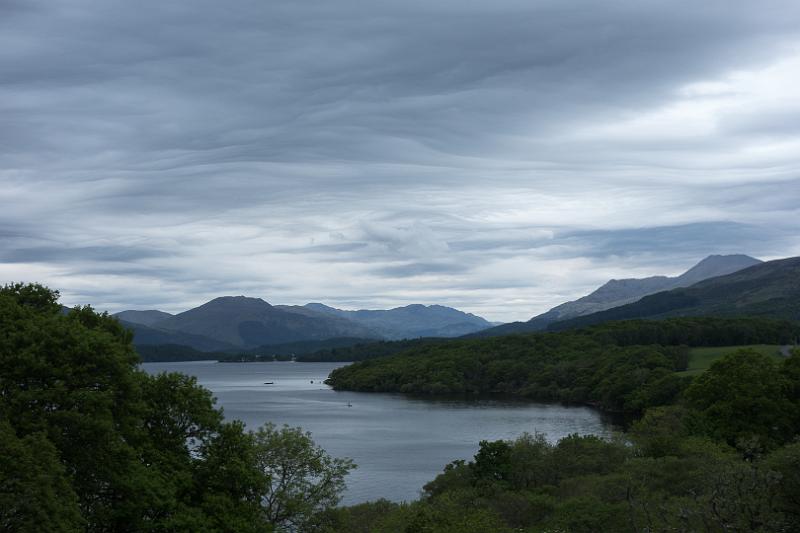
[194,421,271,533]
[0,284,357,532]
[0,420,83,532]
[141,371,223,460]
[253,424,355,531]
[0,284,147,530]
[684,349,795,449]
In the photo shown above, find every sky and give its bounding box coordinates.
[1,0,799,322]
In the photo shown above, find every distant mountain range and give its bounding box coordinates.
[114,310,173,327]
[112,252,799,355]
[475,254,763,337]
[549,255,800,330]
[303,303,493,339]
[115,298,494,351]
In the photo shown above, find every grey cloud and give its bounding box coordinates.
[1,0,799,320]
[0,245,173,264]
[562,222,765,256]
[372,262,470,278]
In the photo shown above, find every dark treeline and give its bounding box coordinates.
[136,337,382,363]
[137,316,798,364]
[249,337,378,359]
[326,317,798,413]
[297,338,447,362]
[0,284,353,532]
[577,316,800,347]
[328,335,690,412]
[135,343,231,362]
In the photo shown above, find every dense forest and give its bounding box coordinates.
[4,284,800,531]
[296,338,447,362]
[326,317,799,413]
[134,343,230,362]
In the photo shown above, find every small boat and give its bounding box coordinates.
[264,381,274,385]
[347,402,352,407]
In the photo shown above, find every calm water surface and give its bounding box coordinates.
[141,361,616,505]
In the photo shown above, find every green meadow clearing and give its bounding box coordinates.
[679,344,784,376]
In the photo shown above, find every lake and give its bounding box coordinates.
[141,361,617,505]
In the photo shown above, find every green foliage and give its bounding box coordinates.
[327,333,691,412]
[685,349,796,449]
[578,316,800,346]
[764,441,800,522]
[0,284,354,532]
[1,281,62,313]
[0,420,83,532]
[326,428,800,533]
[193,421,272,533]
[253,423,355,531]
[327,317,799,415]
[680,343,784,376]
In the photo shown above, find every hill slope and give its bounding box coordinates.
[550,256,800,330]
[114,310,173,327]
[117,319,238,352]
[475,254,761,337]
[304,303,493,339]
[152,296,380,348]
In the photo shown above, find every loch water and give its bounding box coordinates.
[141,361,617,505]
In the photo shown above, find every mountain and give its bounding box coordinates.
[117,320,238,352]
[114,296,495,353]
[549,256,800,330]
[674,254,763,285]
[113,310,173,327]
[473,254,761,337]
[304,303,493,339]
[151,296,380,348]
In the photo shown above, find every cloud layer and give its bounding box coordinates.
[2,0,799,321]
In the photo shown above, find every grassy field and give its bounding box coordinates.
[678,344,784,376]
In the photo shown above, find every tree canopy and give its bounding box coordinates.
[0,283,354,532]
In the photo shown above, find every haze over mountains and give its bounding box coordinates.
[303,303,493,339]
[115,299,494,351]
[475,254,763,337]
[112,253,800,355]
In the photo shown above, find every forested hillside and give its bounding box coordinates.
[472,254,762,337]
[327,317,800,413]
[550,256,800,330]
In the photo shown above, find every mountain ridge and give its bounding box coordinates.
[115,298,494,350]
[303,302,493,339]
[549,256,800,330]
[471,254,762,337]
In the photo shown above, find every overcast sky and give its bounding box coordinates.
[2,0,799,321]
